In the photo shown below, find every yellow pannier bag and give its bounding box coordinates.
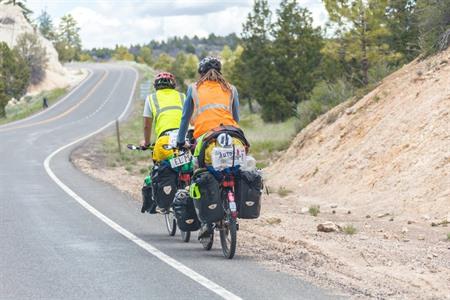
[152,135,174,162]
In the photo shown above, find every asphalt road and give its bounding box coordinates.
[0,64,340,300]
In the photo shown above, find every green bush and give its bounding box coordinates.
[261,92,294,122]
[368,63,396,85]
[14,33,48,85]
[417,0,450,55]
[296,99,323,130]
[308,205,320,217]
[296,79,353,131]
[0,42,30,117]
[343,224,357,235]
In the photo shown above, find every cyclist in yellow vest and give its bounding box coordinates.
[140,72,185,213]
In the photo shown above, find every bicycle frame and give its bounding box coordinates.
[221,174,238,220]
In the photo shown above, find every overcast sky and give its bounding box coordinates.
[27,0,328,49]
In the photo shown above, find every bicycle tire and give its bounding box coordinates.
[220,218,237,259]
[200,230,214,250]
[181,230,191,243]
[165,211,177,236]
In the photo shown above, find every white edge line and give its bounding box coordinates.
[43,66,241,300]
[0,68,94,129]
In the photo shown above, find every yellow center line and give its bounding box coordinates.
[0,69,110,133]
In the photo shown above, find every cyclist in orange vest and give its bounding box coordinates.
[176,56,240,238]
[176,56,240,149]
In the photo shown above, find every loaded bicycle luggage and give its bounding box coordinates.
[127,134,195,242]
[234,170,263,219]
[190,125,263,259]
[151,163,178,210]
[191,169,225,224]
[172,190,200,232]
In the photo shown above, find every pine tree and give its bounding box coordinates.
[323,0,402,86]
[385,0,420,61]
[272,0,323,108]
[240,0,288,121]
[37,10,55,41]
[55,14,81,62]
[417,0,450,55]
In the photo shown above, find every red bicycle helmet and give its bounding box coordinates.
[154,72,176,90]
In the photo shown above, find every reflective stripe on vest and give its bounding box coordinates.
[191,84,235,122]
[150,92,183,120]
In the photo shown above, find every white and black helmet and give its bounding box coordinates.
[198,56,222,75]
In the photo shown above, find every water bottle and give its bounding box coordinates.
[242,155,257,171]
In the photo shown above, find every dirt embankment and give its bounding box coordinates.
[259,49,450,299]
[73,50,450,300]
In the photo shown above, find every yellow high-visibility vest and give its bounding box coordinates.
[148,89,185,138]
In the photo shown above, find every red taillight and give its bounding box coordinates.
[180,173,190,183]
[222,180,234,188]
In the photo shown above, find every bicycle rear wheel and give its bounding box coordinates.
[165,210,177,236]
[200,230,214,250]
[181,230,191,243]
[220,218,237,259]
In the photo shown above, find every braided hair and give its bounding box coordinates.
[196,69,231,93]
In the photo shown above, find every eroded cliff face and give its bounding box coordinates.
[0,4,69,93]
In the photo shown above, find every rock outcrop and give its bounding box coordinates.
[0,4,68,93]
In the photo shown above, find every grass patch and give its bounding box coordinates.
[240,109,297,164]
[256,161,268,169]
[277,186,292,197]
[0,88,67,125]
[100,63,156,175]
[343,224,357,235]
[308,205,320,217]
[140,167,149,174]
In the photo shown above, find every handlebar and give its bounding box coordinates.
[127,144,153,151]
[162,142,191,151]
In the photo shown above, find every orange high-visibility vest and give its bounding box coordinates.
[190,81,238,138]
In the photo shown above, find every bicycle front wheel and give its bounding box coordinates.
[220,219,237,259]
[165,211,177,236]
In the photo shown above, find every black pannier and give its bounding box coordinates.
[235,170,262,219]
[193,171,224,223]
[152,163,177,209]
[141,184,153,213]
[172,190,200,232]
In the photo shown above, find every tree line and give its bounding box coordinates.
[235,0,450,123]
[2,0,449,124]
[78,0,449,124]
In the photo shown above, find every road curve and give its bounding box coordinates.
[0,64,339,300]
